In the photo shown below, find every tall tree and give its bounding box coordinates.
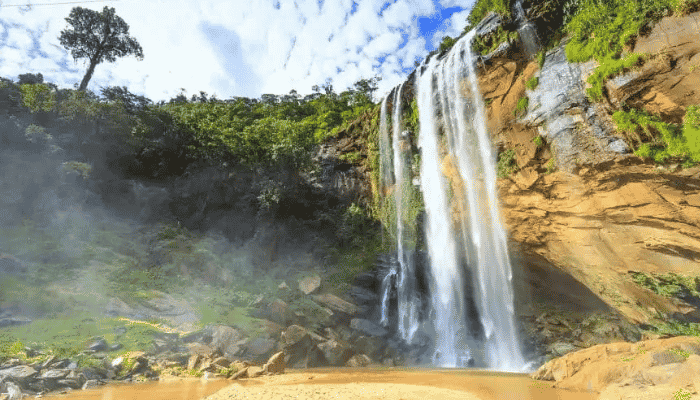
[59,6,143,92]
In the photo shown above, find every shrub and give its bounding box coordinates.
[525,76,539,90]
[497,149,518,178]
[20,83,56,112]
[514,96,528,117]
[439,36,457,54]
[613,106,698,165]
[467,0,513,26]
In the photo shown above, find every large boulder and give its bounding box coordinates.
[209,325,245,360]
[298,275,321,295]
[263,351,285,375]
[350,318,388,337]
[317,339,353,366]
[311,293,359,315]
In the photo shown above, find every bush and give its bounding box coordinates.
[468,0,513,26]
[497,149,518,178]
[614,106,699,165]
[514,96,528,117]
[525,76,539,90]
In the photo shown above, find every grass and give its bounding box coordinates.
[473,26,519,56]
[613,105,700,165]
[586,54,645,102]
[533,136,544,147]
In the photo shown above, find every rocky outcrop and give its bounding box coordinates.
[502,157,700,324]
[533,336,700,399]
[608,12,700,122]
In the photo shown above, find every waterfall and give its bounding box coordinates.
[378,85,420,343]
[380,29,526,371]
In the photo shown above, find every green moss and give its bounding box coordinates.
[339,151,362,164]
[497,149,518,178]
[62,161,93,179]
[514,96,529,117]
[545,158,556,174]
[537,51,546,68]
[525,76,540,90]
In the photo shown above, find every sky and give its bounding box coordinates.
[0,0,475,103]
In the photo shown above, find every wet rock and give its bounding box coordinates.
[0,317,32,329]
[298,275,321,295]
[350,318,387,337]
[548,341,576,357]
[317,339,353,366]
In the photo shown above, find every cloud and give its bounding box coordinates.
[0,0,472,102]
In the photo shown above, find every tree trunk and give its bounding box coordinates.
[78,53,100,92]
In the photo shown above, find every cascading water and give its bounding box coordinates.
[378,85,420,343]
[380,29,526,371]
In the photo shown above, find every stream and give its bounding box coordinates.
[43,368,597,400]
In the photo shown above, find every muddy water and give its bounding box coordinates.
[44,368,597,400]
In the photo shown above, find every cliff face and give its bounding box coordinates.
[480,12,700,327]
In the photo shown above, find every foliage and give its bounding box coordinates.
[629,271,700,299]
[586,53,644,101]
[545,157,557,173]
[59,6,143,91]
[18,72,44,85]
[537,51,546,68]
[497,149,518,178]
[525,76,540,90]
[473,26,519,56]
[533,136,544,147]
[613,106,700,165]
[514,96,529,117]
[19,83,56,112]
[100,85,152,113]
[468,0,513,27]
[439,36,458,54]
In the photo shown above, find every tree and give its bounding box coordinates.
[59,6,143,92]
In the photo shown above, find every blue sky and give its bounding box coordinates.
[0,0,475,102]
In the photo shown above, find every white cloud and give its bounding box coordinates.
[0,0,469,102]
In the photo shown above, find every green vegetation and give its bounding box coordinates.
[563,0,699,102]
[473,26,519,56]
[468,0,513,26]
[514,96,529,117]
[533,135,544,147]
[613,106,700,165]
[674,388,694,400]
[525,76,540,90]
[586,54,644,101]
[629,271,700,299]
[20,83,56,112]
[497,149,518,178]
[545,157,556,174]
[439,36,458,54]
[537,51,546,68]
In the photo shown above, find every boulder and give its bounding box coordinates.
[280,325,312,367]
[317,339,353,366]
[354,336,386,360]
[350,318,388,337]
[0,365,38,386]
[229,367,248,380]
[209,325,244,359]
[298,275,321,294]
[245,338,276,363]
[187,354,200,370]
[346,354,372,367]
[263,351,286,375]
[311,293,359,315]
